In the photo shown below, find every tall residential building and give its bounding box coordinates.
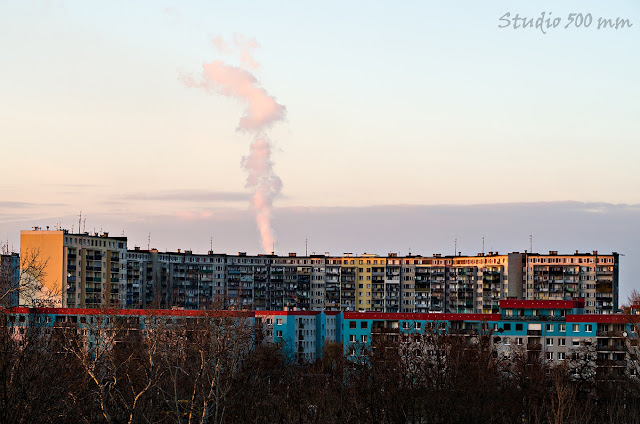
[125,248,227,309]
[6,299,639,376]
[525,251,619,314]
[0,252,20,308]
[18,227,620,314]
[20,228,127,308]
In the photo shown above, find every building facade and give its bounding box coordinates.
[3,299,639,378]
[19,228,620,314]
[20,228,127,308]
[0,253,20,308]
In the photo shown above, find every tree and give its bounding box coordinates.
[63,311,168,423]
[159,312,255,424]
[0,313,85,423]
[0,248,60,310]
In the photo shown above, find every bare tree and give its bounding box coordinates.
[0,248,60,309]
[63,311,168,423]
[160,312,255,424]
[0,313,84,423]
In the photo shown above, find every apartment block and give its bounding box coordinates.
[525,251,619,314]
[18,227,620,314]
[5,300,639,377]
[0,253,20,307]
[20,228,127,308]
[125,248,227,309]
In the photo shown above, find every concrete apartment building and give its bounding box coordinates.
[20,228,127,308]
[0,252,20,307]
[19,228,620,314]
[525,251,619,315]
[5,299,639,376]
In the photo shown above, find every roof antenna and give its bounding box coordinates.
[530,234,533,253]
[305,238,308,256]
[210,236,213,252]
[454,237,457,256]
[148,233,151,250]
[78,211,82,234]
[482,236,485,255]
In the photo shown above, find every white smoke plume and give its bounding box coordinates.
[182,36,286,253]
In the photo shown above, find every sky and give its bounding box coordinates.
[1,1,639,298]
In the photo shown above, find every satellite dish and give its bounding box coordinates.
[623,331,628,337]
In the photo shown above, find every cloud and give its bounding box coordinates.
[162,5,181,23]
[182,37,286,253]
[0,201,66,209]
[174,210,213,220]
[119,190,251,203]
[43,183,108,188]
[1,201,637,300]
[212,34,261,70]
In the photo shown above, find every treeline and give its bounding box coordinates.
[1,317,640,424]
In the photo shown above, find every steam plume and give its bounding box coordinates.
[182,37,286,253]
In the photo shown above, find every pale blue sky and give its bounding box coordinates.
[2,0,639,210]
[1,0,639,297]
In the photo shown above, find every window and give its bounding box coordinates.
[546,352,554,361]
[585,324,592,332]
[573,324,579,332]
[350,335,356,343]
[349,321,357,329]
[415,322,421,329]
[559,324,566,332]
[516,337,523,345]
[546,324,553,332]
[572,339,580,347]
[503,323,511,331]
[558,352,566,360]
[361,335,368,343]
[546,338,553,346]
[276,330,282,338]
[516,324,523,331]
[276,319,283,325]
[558,338,566,346]
[403,322,410,329]
[360,321,367,329]
[504,338,511,345]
